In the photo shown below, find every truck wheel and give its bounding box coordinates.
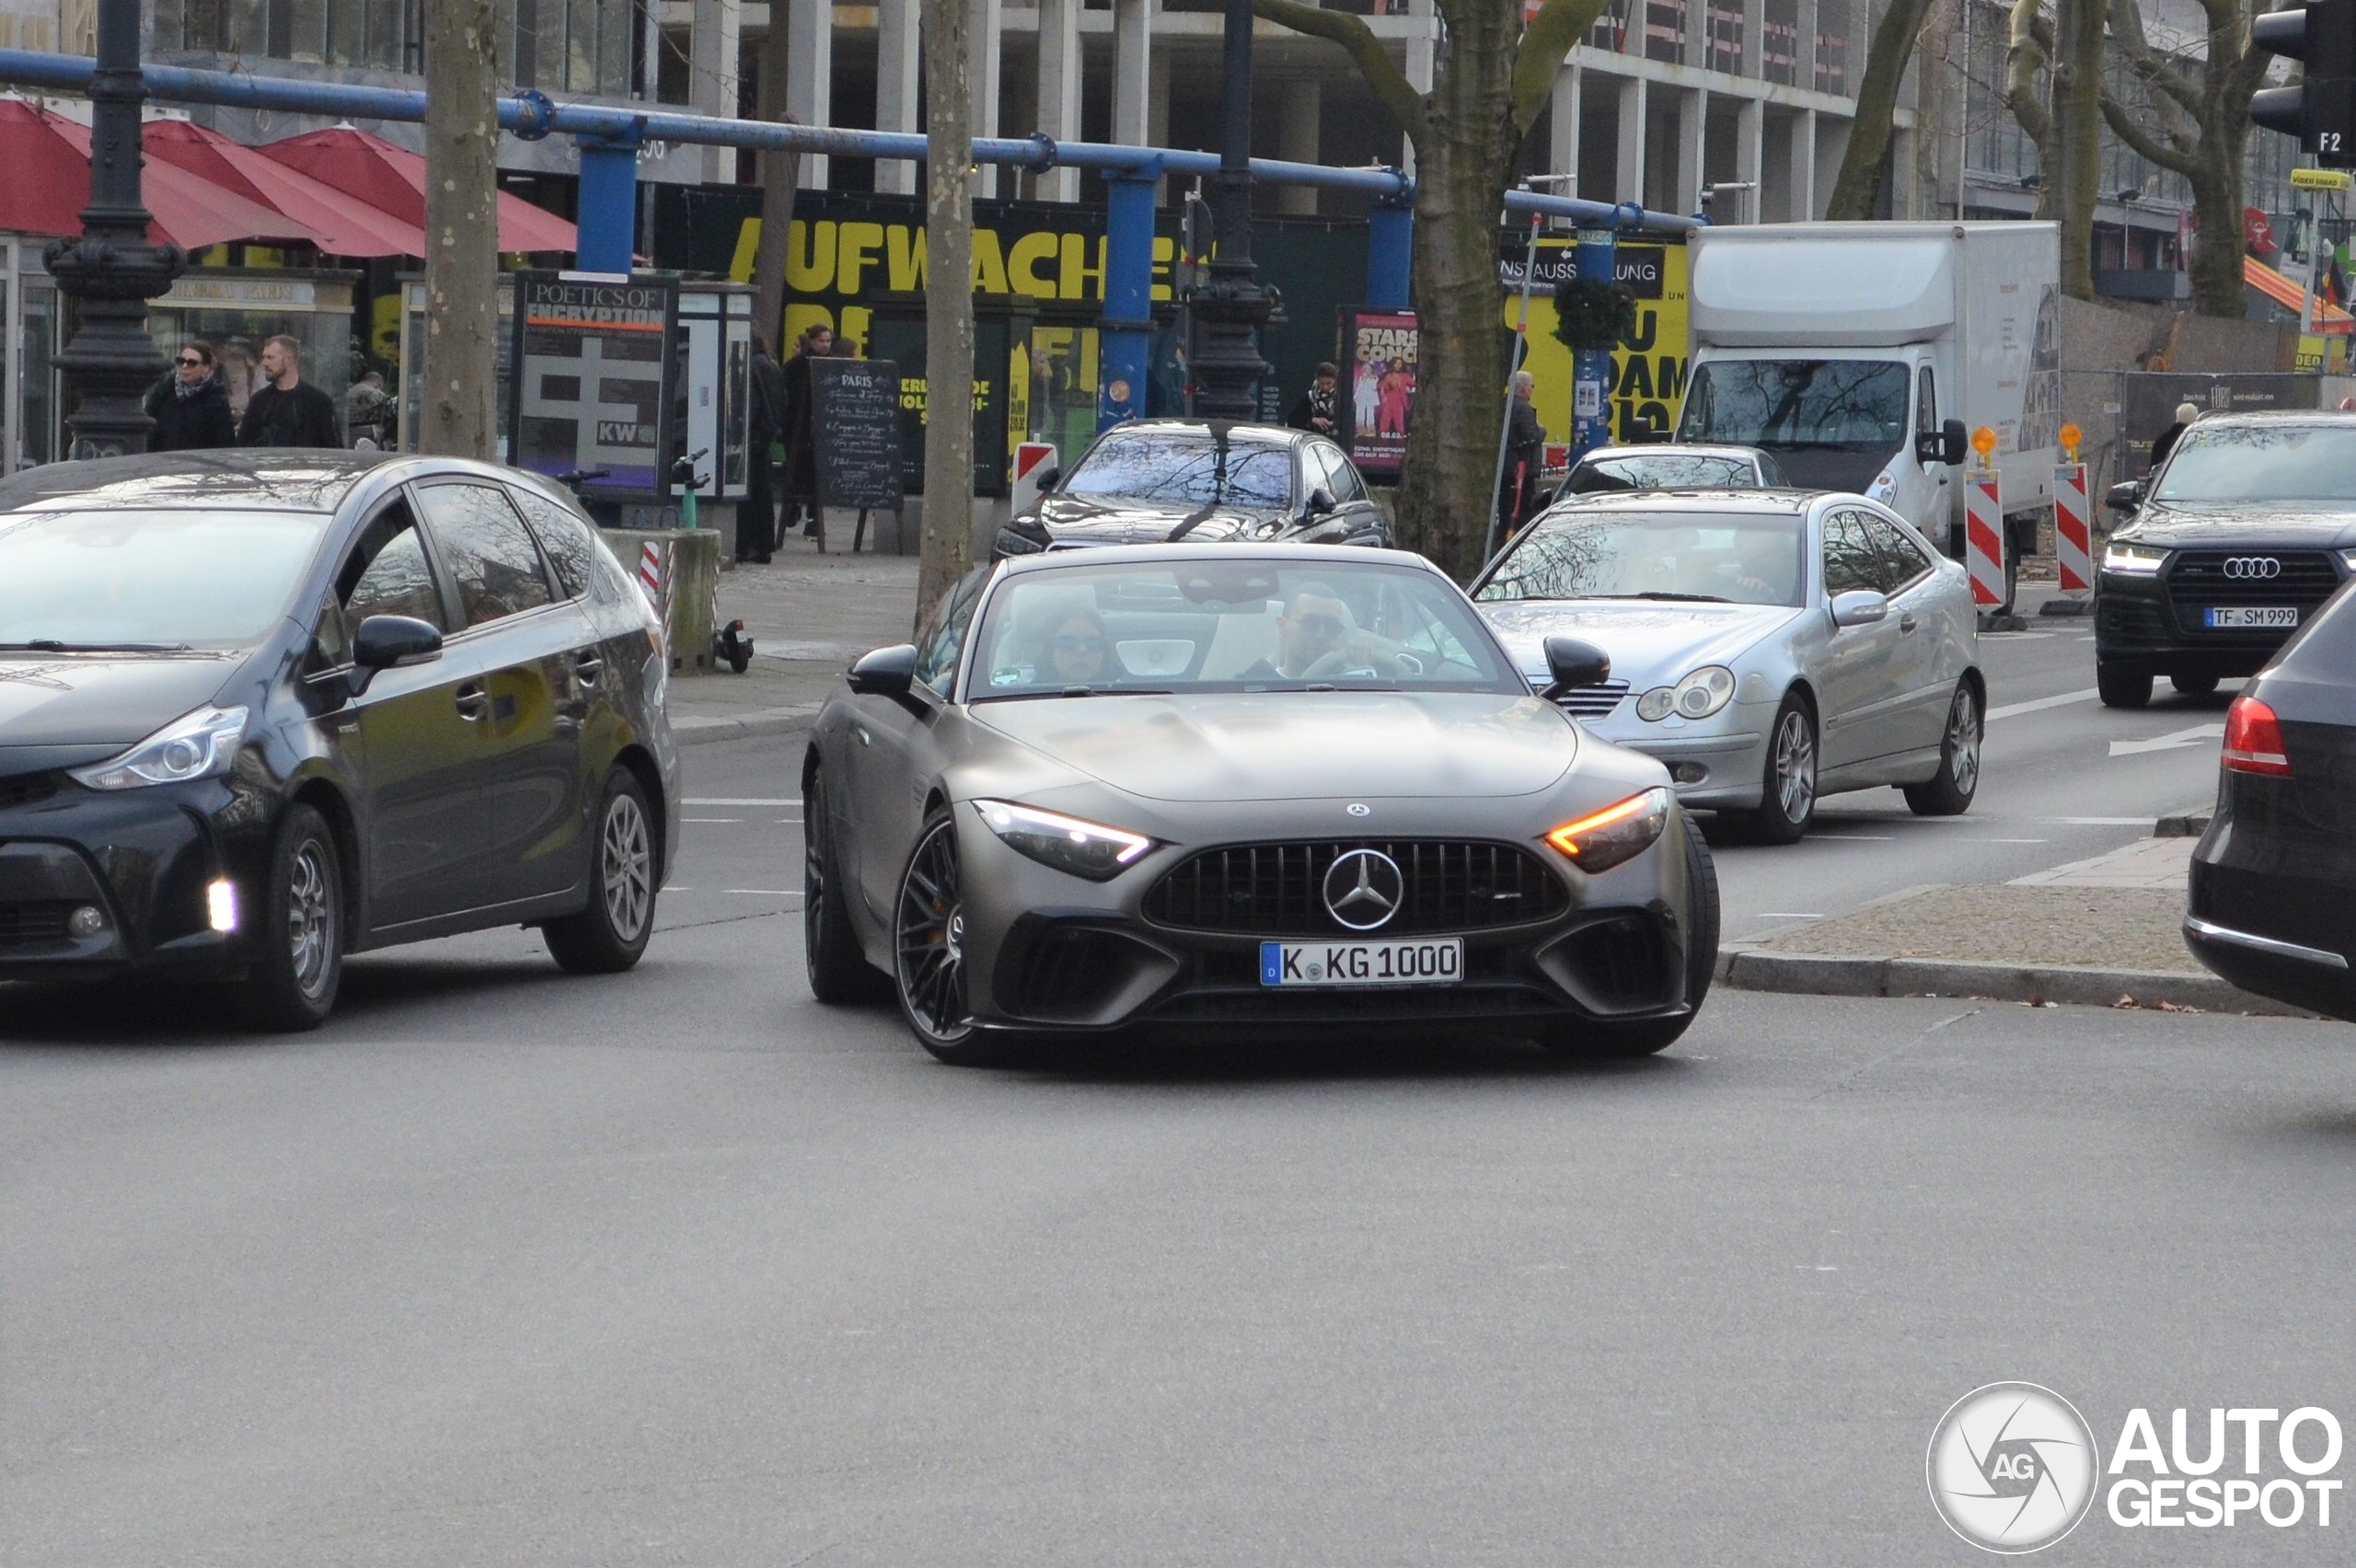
[2097,663,2153,709]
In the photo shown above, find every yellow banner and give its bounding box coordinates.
[1506,238,1692,448]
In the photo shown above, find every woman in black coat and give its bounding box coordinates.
[144,340,238,453]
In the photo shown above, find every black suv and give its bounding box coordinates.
[2096,412,2356,708]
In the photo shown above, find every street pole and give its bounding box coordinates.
[47,0,182,459]
[1186,0,1272,421]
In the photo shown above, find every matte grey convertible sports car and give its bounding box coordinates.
[803,545,1719,1065]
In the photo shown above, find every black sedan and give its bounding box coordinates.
[992,419,1389,559]
[2184,574,2356,1021]
[0,452,679,1028]
[2096,412,2356,708]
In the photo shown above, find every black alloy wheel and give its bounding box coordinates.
[237,801,344,1031]
[894,808,1010,1065]
[545,767,658,974]
[803,772,889,1002]
[1903,680,1982,817]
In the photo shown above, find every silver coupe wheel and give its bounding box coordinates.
[1945,686,1981,797]
[895,817,971,1043]
[287,839,337,999]
[600,790,653,943]
[1772,706,1816,823]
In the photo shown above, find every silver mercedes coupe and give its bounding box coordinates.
[1472,490,1984,844]
[802,546,1719,1066]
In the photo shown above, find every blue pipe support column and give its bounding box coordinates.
[1365,199,1413,311]
[1569,226,1618,461]
[1098,166,1158,432]
[573,122,643,274]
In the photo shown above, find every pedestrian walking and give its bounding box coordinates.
[346,369,393,449]
[1499,370,1546,529]
[741,332,787,563]
[1288,362,1340,436]
[780,324,832,537]
[237,335,342,449]
[143,340,237,453]
[2149,400,2198,472]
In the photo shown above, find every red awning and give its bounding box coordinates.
[144,119,428,258]
[0,101,318,250]
[257,125,578,255]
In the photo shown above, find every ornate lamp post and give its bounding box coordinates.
[1187,0,1274,421]
[47,0,183,459]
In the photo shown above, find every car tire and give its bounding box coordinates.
[894,806,1019,1066]
[237,801,344,1032]
[1736,693,1818,845]
[2171,673,2220,697]
[2097,662,2153,709]
[803,770,889,1003]
[1538,824,1718,1059]
[544,767,658,974]
[1902,680,1982,817]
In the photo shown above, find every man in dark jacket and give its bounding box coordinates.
[1287,362,1340,435]
[741,334,788,563]
[238,335,342,448]
[779,324,832,536]
[144,340,237,452]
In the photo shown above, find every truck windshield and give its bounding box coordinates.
[1677,360,1909,492]
[2154,424,2356,503]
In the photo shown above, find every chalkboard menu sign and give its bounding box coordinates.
[509,271,678,502]
[810,358,906,510]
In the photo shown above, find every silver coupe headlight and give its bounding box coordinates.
[1634,665,1737,722]
[69,705,249,790]
[972,799,1155,881]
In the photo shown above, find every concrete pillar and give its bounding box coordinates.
[1796,0,1819,89]
[1742,0,1764,77]
[876,0,920,194]
[1616,74,1646,211]
[1790,106,1817,220]
[1732,96,1762,223]
[971,0,1003,197]
[1037,0,1082,202]
[1677,86,1707,216]
[1114,0,1153,147]
[692,0,743,187]
[1549,63,1580,186]
[1814,113,1846,219]
[1276,80,1322,214]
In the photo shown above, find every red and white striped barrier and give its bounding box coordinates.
[1964,467,2005,609]
[2053,462,2093,596]
[1011,442,1058,513]
[637,538,665,609]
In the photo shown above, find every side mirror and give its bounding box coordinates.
[348,613,443,696]
[1913,418,1968,466]
[1031,466,1059,494]
[2106,479,2144,513]
[1830,589,1889,629]
[847,642,918,698]
[1306,486,1338,516]
[1941,417,1968,465]
[1530,484,1561,513]
[1540,635,1611,699]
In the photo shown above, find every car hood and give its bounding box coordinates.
[1478,600,1801,689]
[2121,500,2356,550]
[970,692,1577,801]
[1030,492,1296,547]
[0,653,241,747]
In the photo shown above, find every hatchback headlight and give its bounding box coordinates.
[2339,548,2356,573]
[1635,665,1738,722]
[69,705,249,790]
[2103,541,2167,574]
[972,799,1154,881]
[1544,788,1671,873]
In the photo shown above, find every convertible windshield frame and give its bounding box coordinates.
[0,506,332,652]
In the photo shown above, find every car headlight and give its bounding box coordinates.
[972,798,1154,881]
[2102,541,2167,574]
[1544,787,1671,873]
[994,525,1046,556]
[1634,665,1737,722]
[2340,548,2356,573]
[69,705,249,790]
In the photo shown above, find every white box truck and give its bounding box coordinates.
[1674,221,2063,607]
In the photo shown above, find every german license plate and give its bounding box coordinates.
[1260,939,1462,987]
[2205,605,2299,629]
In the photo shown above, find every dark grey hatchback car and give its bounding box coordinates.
[0,452,679,1028]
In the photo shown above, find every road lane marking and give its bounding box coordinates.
[1758,912,1823,918]
[1809,835,1894,841]
[722,888,804,896]
[683,797,796,806]
[2060,816,2157,824]
[684,817,741,824]
[2109,722,2223,757]
[1986,686,2098,721]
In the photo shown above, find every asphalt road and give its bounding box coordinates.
[8,596,2346,1565]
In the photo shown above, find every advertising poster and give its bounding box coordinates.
[510,272,677,502]
[1337,308,1419,479]
[1500,236,1692,450]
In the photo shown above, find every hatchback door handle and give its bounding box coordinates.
[1900,614,1919,633]
[573,652,604,684]
[855,725,872,746]
[454,683,490,721]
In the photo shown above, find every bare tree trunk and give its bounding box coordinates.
[2003,0,2060,217]
[917,0,977,623]
[751,23,803,351]
[1912,0,1958,219]
[2052,0,2106,300]
[1826,0,1939,220]
[420,0,501,458]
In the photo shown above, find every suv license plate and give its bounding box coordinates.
[2205,605,2299,629]
[1260,939,1462,987]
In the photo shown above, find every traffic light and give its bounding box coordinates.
[2251,0,2356,167]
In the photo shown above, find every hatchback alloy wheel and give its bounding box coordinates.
[601,790,653,943]
[286,838,337,999]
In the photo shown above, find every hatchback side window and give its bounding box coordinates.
[1864,513,1933,594]
[414,482,555,629]
[509,485,598,598]
[1821,510,1882,597]
[913,566,989,696]
[340,502,445,630]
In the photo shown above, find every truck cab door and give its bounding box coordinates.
[1888,360,1950,546]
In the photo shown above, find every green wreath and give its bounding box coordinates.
[1553,275,1638,352]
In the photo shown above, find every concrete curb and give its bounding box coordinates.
[671,703,823,748]
[1715,945,2316,1018]
[2154,807,2213,838]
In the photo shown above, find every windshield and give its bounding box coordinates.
[0,509,326,651]
[2154,424,2356,503]
[1569,453,1760,493]
[1677,359,1908,492]
[971,559,1522,698]
[1475,510,1807,609]
[1061,431,1296,512]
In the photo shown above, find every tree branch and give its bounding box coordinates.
[1510,0,1612,133]
[2005,0,2054,148]
[1253,0,1428,143]
[2107,0,2206,118]
[2100,92,2197,175]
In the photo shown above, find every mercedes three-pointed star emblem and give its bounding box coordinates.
[1322,847,1404,931]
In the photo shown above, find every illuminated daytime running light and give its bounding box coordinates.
[972,799,1155,881]
[1544,787,1672,873]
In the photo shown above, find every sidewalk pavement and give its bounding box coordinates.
[1716,830,2315,1016]
[665,536,920,747]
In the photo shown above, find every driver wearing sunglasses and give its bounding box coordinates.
[1244,582,1401,681]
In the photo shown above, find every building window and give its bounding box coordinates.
[1815,0,1850,96]
[1761,0,1798,86]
